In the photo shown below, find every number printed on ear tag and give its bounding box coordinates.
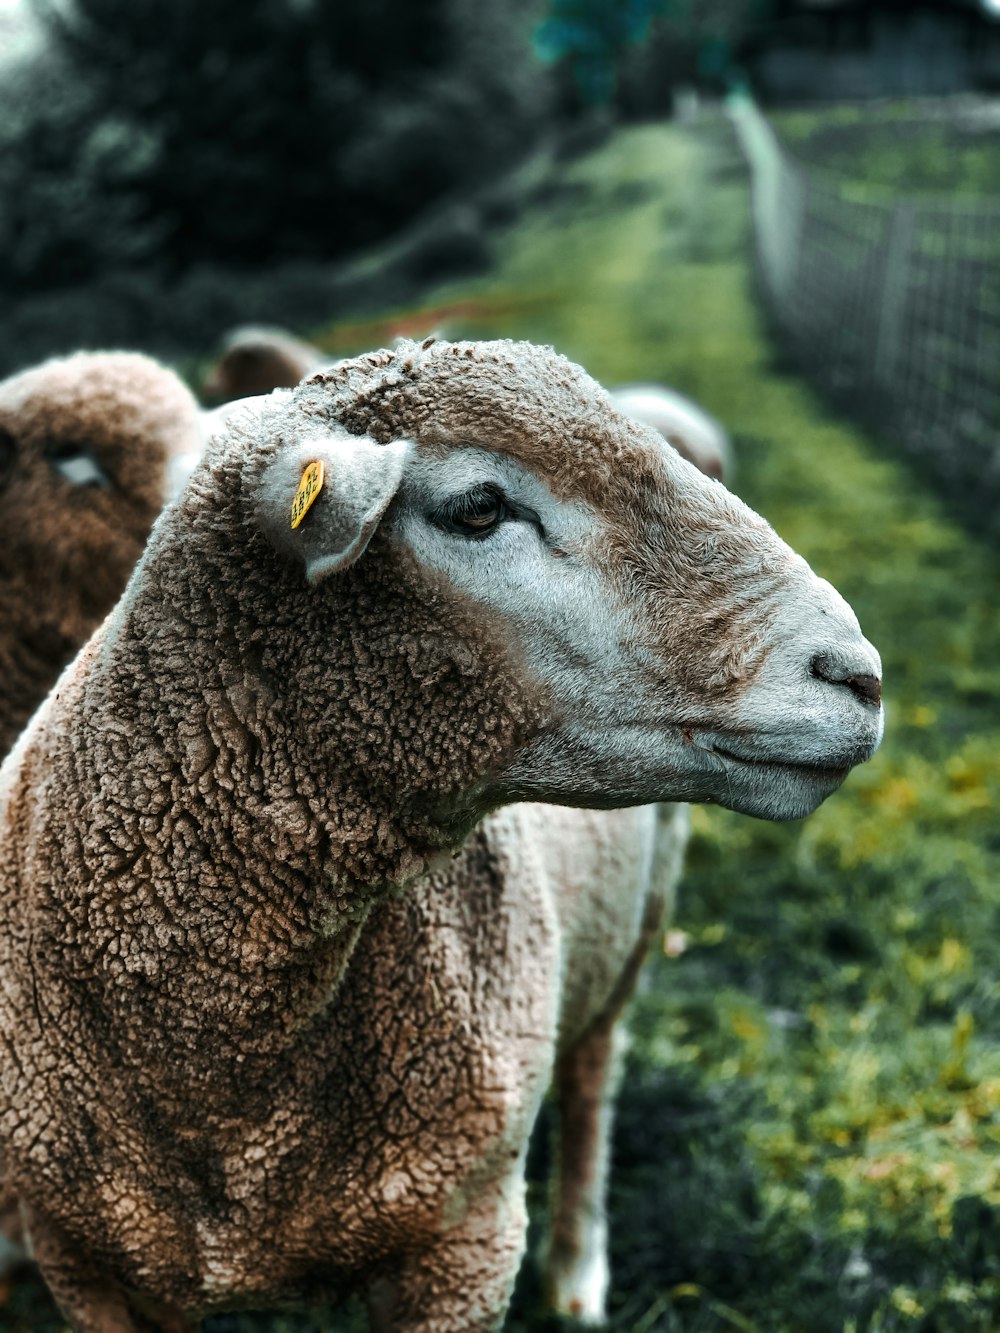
[291,460,325,529]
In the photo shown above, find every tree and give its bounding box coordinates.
[534,0,667,104]
[6,0,549,284]
[534,0,774,110]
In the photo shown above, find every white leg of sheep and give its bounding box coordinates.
[544,886,671,1324]
[545,1020,621,1322]
[535,801,687,1325]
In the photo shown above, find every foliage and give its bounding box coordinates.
[0,46,166,292]
[770,102,1000,198]
[534,0,771,110]
[534,0,667,104]
[0,0,548,294]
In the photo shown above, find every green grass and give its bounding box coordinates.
[770,103,1000,200]
[5,116,1000,1332]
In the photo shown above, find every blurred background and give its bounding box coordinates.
[2,0,1000,1329]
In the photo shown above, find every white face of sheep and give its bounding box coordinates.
[257,411,883,822]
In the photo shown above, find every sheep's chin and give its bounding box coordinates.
[696,756,851,822]
[494,722,855,822]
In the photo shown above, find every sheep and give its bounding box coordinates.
[611,382,734,481]
[201,325,324,402]
[0,338,883,1331]
[0,351,203,759]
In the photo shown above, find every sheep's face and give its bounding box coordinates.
[259,339,882,823]
[383,440,882,822]
[0,353,200,601]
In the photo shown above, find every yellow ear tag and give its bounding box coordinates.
[291,460,325,529]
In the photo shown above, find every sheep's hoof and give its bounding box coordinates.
[545,1241,609,1326]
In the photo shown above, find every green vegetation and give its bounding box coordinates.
[771,103,1000,199]
[534,0,668,104]
[1,0,548,291]
[4,115,999,1332]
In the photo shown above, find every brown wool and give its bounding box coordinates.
[0,351,202,758]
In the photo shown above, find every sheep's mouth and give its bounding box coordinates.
[707,744,851,784]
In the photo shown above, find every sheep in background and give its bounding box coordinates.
[611,382,734,481]
[201,324,323,402]
[0,338,882,1331]
[0,351,203,757]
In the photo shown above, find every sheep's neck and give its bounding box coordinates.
[41,631,519,1082]
[21,510,545,1088]
[21,670,480,1103]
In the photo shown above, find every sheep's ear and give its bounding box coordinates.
[258,433,412,582]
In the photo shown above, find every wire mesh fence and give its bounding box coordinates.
[730,94,1000,536]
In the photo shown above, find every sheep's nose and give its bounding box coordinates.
[811,654,882,707]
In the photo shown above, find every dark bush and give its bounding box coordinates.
[2,0,550,294]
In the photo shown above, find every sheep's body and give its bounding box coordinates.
[0,698,682,1322]
[611,383,733,481]
[0,666,681,1324]
[0,338,882,1330]
[0,352,202,757]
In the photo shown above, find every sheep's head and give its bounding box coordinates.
[238,338,882,823]
[202,326,321,403]
[0,351,201,603]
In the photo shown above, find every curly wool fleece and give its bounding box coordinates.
[0,351,202,756]
[0,339,702,1328]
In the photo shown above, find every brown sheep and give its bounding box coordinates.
[201,325,323,402]
[0,338,882,1330]
[0,351,202,758]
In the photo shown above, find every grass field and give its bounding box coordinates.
[4,114,1000,1333]
[770,102,1000,199]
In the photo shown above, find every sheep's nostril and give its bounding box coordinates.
[844,673,881,706]
[811,655,882,707]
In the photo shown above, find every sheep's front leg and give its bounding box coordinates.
[365,1176,529,1332]
[24,1203,190,1333]
[543,1018,622,1324]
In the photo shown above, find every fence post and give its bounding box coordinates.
[733,92,1000,534]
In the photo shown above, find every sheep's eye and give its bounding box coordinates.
[435,486,508,538]
[44,444,110,489]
